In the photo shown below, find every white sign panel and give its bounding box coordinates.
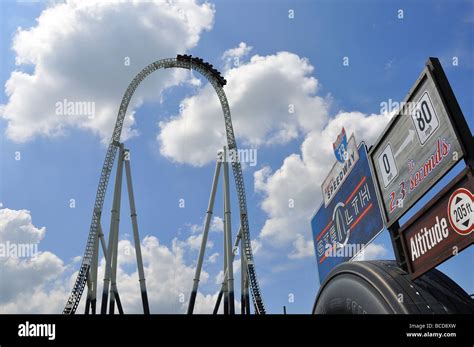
[369,64,464,227]
[410,91,440,145]
[377,143,398,188]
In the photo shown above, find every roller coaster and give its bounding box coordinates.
[63,55,265,315]
[177,54,227,87]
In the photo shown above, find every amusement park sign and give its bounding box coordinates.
[312,142,384,282]
[322,134,359,207]
[369,58,467,227]
[399,169,474,279]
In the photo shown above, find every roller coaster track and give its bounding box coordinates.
[63,57,265,314]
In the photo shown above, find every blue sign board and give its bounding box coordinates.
[311,142,384,283]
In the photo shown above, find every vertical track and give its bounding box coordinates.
[63,58,265,314]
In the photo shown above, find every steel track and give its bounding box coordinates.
[63,57,265,314]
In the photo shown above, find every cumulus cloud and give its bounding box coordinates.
[255,112,391,257]
[206,252,219,264]
[289,234,315,259]
[353,243,389,261]
[222,42,253,69]
[104,236,212,313]
[158,49,329,166]
[157,42,391,262]
[0,208,45,243]
[0,208,66,312]
[1,0,214,143]
[215,259,241,285]
[222,42,253,60]
[210,216,224,232]
[0,208,223,313]
[183,233,214,251]
[189,216,223,235]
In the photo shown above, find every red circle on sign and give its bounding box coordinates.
[447,187,474,236]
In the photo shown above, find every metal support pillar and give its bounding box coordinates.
[240,236,250,315]
[240,239,246,315]
[109,145,125,314]
[187,159,222,314]
[189,147,249,315]
[85,276,92,314]
[88,222,100,314]
[124,148,150,314]
[223,146,235,314]
[223,216,229,314]
[85,223,123,314]
[101,143,124,314]
[244,267,250,315]
[388,221,408,272]
[213,227,242,314]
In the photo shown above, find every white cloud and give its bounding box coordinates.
[353,243,388,261]
[251,239,262,255]
[206,252,219,264]
[188,216,223,235]
[222,42,253,69]
[0,208,45,243]
[183,233,214,251]
[158,49,329,166]
[222,42,253,60]
[156,42,391,263]
[0,208,66,312]
[215,259,241,285]
[255,112,391,257]
[108,236,212,313]
[289,234,314,259]
[1,0,214,143]
[210,216,224,232]
[0,208,223,313]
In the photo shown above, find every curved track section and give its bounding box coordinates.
[63,57,265,314]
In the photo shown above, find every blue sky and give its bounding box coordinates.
[0,0,472,314]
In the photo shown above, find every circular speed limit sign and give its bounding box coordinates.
[448,188,474,236]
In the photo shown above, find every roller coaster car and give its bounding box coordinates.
[177,54,227,87]
[218,77,227,86]
[193,57,204,65]
[177,54,192,61]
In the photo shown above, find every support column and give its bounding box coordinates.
[109,145,125,314]
[187,158,222,314]
[89,222,101,314]
[244,270,250,315]
[223,215,229,315]
[240,237,246,315]
[85,276,92,314]
[213,227,241,314]
[124,148,150,314]
[388,221,408,272]
[101,143,124,314]
[223,146,235,314]
[86,222,111,314]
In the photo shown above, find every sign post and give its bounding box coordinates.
[368,57,473,270]
[312,142,384,282]
[369,58,470,227]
